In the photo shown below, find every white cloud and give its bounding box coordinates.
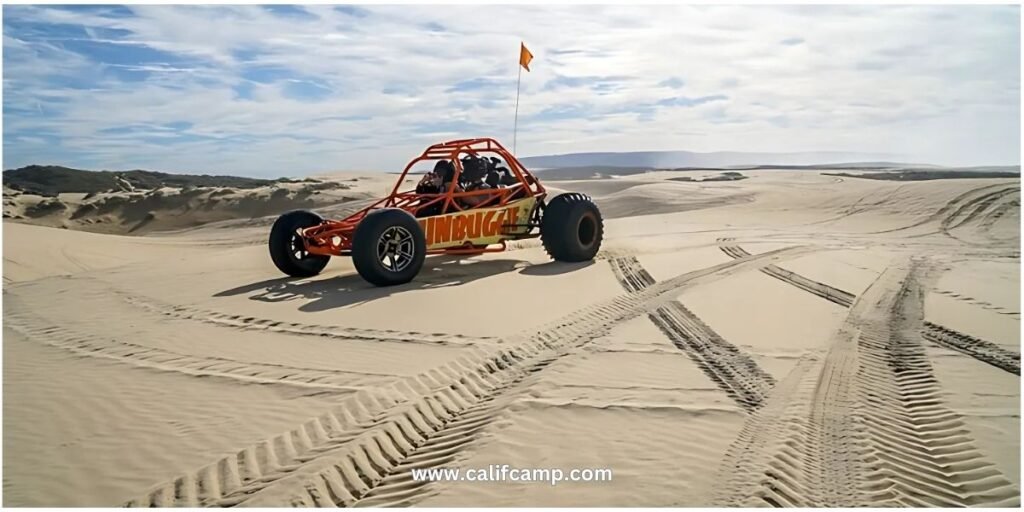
[2,4,1019,176]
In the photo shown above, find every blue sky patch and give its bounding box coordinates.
[98,125,145,135]
[4,19,91,40]
[529,103,597,123]
[58,39,196,67]
[104,64,153,83]
[543,74,631,92]
[46,4,136,19]
[659,77,685,89]
[263,5,318,21]
[241,64,295,84]
[283,80,333,102]
[423,21,446,33]
[335,5,370,18]
[164,121,194,131]
[446,77,515,93]
[656,95,728,108]
[232,82,255,100]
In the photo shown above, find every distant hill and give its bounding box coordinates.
[534,163,1020,181]
[3,165,280,196]
[518,150,900,169]
[535,166,652,180]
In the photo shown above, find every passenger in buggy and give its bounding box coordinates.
[414,156,522,217]
[458,154,491,207]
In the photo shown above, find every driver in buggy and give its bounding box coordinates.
[457,154,493,207]
[415,160,450,195]
[414,160,453,217]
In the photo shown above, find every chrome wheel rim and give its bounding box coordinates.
[376,226,415,272]
[290,230,310,261]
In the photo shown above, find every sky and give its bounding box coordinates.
[2,4,1020,177]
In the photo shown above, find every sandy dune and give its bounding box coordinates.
[3,170,1020,506]
[2,171,395,236]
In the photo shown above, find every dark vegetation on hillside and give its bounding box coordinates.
[823,169,1020,181]
[669,171,748,182]
[3,165,284,196]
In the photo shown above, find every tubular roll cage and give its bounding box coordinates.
[302,138,547,257]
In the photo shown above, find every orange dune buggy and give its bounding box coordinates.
[269,138,603,286]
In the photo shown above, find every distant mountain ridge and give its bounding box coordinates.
[532,163,1019,181]
[518,150,902,169]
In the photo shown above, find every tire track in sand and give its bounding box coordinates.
[933,288,1020,318]
[718,241,1020,376]
[608,255,777,410]
[871,183,1014,234]
[714,260,1020,507]
[921,321,1020,376]
[649,302,777,411]
[719,242,854,307]
[943,186,1020,233]
[856,262,1018,506]
[4,300,389,393]
[934,186,1020,246]
[978,197,1019,235]
[115,290,495,346]
[124,245,811,507]
[607,254,656,293]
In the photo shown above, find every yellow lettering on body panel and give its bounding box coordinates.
[421,197,537,250]
[482,210,498,237]
[434,215,451,243]
[467,212,483,239]
[452,214,468,240]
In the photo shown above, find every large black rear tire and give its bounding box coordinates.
[352,209,427,286]
[269,210,331,277]
[540,193,603,262]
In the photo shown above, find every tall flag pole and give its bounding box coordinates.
[514,41,533,155]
